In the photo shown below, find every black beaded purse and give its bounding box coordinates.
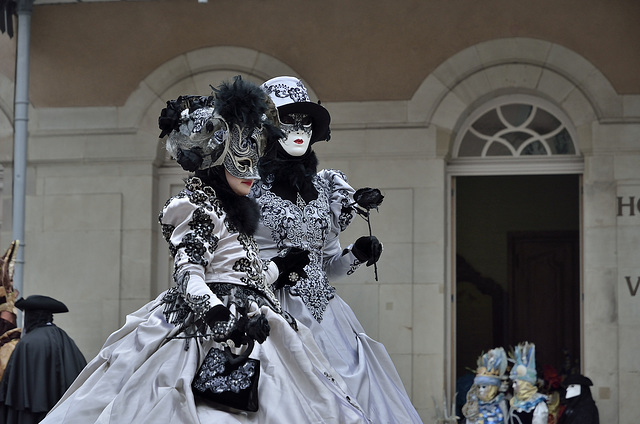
[192,339,260,412]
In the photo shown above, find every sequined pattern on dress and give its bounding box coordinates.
[254,171,355,322]
[191,346,257,394]
[159,177,280,338]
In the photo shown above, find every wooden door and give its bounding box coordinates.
[508,231,580,372]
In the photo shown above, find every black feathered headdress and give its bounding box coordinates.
[159,76,281,179]
[211,76,269,130]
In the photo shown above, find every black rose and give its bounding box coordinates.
[176,147,204,172]
[158,98,184,138]
[354,188,384,211]
[158,95,216,139]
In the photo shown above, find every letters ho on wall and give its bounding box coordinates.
[617,196,639,297]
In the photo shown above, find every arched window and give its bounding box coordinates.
[450,95,581,174]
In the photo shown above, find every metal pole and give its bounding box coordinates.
[12,0,34,300]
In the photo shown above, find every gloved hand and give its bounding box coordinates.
[205,305,271,345]
[351,236,383,266]
[245,313,270,344]
[204,304,245,345]
[270,247,310,290]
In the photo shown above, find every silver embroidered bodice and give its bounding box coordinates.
[159,177,281,335]
[251,169,358,322]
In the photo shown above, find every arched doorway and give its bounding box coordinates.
[448,95,583,414]
[407,37,614,415]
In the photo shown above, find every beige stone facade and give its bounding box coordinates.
[1,1,639,422]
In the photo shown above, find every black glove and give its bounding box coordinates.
[204,305,245,345]
[270,247,310,290]
[204,305,271,345]
[351,236,383,266]
[204,304,232,324]
[245,313,270,344]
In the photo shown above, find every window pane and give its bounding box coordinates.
[501,104,532,127]
[547,128,575,154]
[486,142,512,156]
[472,109,506,136]
[458,132,487,157]
[503,131,531,151]
[528,108,561,135]
[522,140,548,155]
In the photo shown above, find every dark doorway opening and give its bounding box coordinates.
[454,174,581,399]
[507,230,580,373]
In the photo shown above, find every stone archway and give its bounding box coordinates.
[408,37,618,139]
[409,37,618,400]
[121,46,310,167]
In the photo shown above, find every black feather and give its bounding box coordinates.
[258,145,319,204]
[211,76,268,128]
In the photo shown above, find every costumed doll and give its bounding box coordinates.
[40,76,371,424]
[0,241,20,381]
[463,347,509,423]
[557,374,599,424]
[0,295,87,424]
[507,342,548,424]
[250,76,422,423]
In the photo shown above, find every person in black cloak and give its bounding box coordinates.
[0,294,87,424]
[558,374,600,424]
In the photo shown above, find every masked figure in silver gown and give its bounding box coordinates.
[250,76,423,423]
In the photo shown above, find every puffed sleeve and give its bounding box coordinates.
[159,191,224,319]
[531,401,549,424]
[317,169,366,280]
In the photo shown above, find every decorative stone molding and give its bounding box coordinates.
[409,38,621,132]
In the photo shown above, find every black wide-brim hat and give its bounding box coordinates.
[15,295,69,313]
[563,374,593,387]
[261,76,331,143]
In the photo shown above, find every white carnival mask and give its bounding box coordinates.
[278,113,312,156]
[566,383,581,399]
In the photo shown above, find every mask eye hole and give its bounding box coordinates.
[301,116,312,126]
[280,114,295,125]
